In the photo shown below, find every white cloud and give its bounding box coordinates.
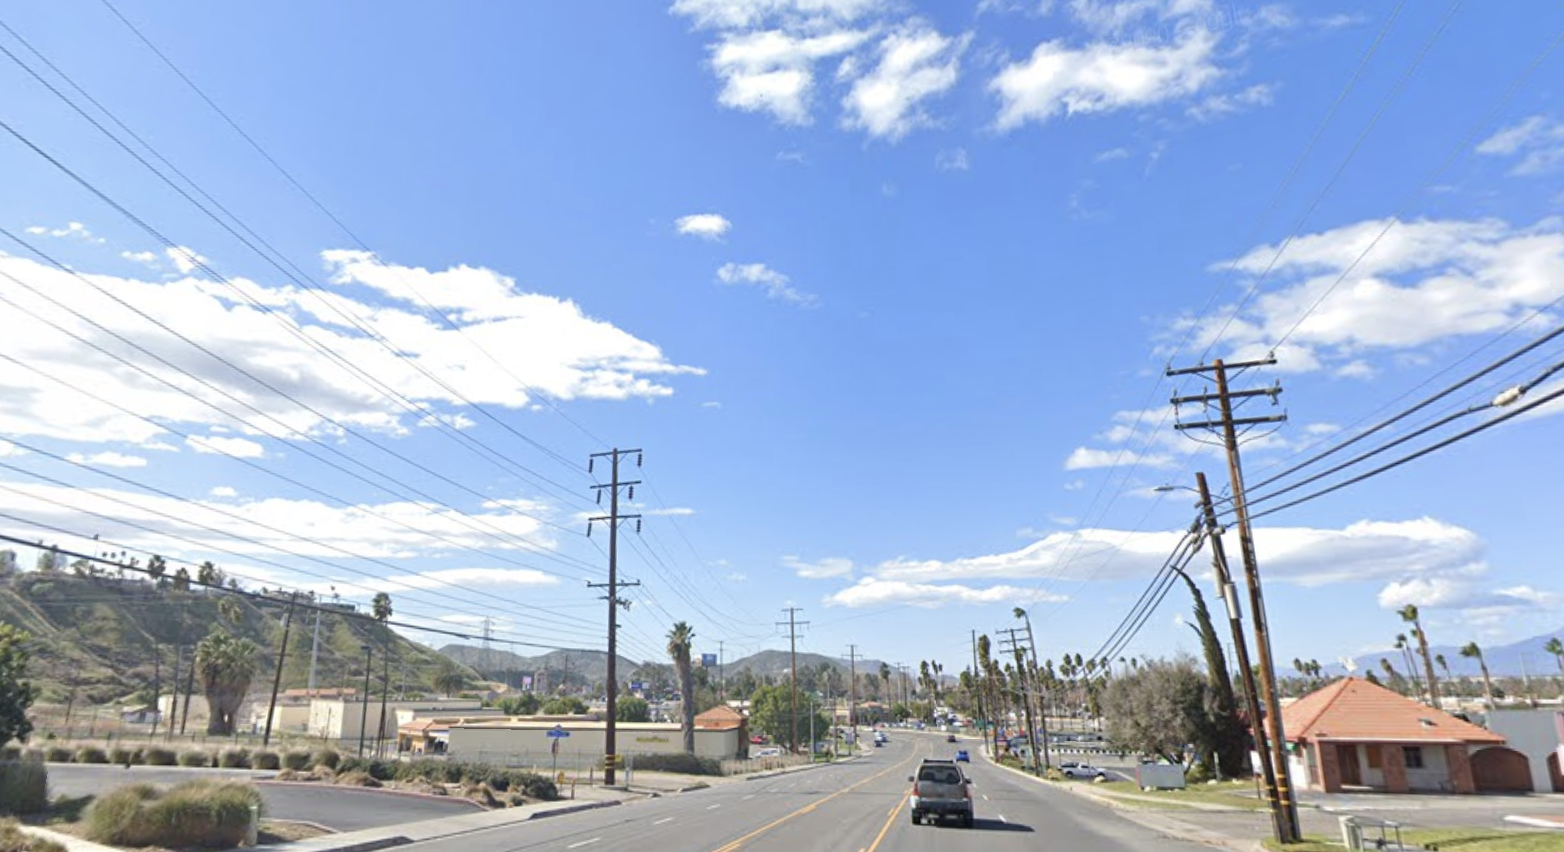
[1177,217,1564,372]
[340,566,559,594]
[1476,115,1564,176]
[64,451,148,468]
[670,0,885,30]
[701,401,723,409]
[1066,0,1215,35]
[824,577,1069,608]
[727,571,748,582]
[1064,446,1176,470]
[120,250,159,266]
[1094,146,1131,162]
[1187,82,1274,122]
[991,27,1221,130]
[716,262,817,305]
[841,23,969,140]
[166,245,208,275]
[709,28,871,125]
[776,149,809,165]
[0,441,23,458]
[644,506,697,517]
[26,221,104,244]
[1376,578,1559,618]
[935,148,970,171]
[783,554,854,579]
[186,435,266,458]
[210,486,239,498]
[675,213,733,240]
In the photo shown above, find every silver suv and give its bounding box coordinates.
[908,758,973,827]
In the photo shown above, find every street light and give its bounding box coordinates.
[358,644,372,758]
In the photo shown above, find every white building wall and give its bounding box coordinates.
[1403,744,1450,792]
[1485,709,1562,792]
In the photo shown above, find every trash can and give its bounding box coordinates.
[1339,816,1362,851]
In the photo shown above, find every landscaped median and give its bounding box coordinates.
[1264,829,1564,852]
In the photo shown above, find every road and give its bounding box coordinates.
[43,764,480,831]
[401,732,1213,852]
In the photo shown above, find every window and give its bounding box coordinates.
[1403,746,1424,769]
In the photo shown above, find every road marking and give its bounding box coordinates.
[567,840,600,849]
[707,751,921,852]
[741,794,755,801]
[982,794,990,801]
[999,815,1008,823]
[707,804,722,810]
[654,818,675,825]
[865,793,908,852]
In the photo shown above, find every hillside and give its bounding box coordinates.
[1,569,466,705]
[725,649,891,679]
[439,644,636,688]
[1337,626,1564,679]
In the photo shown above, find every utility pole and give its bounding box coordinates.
[150,644,162,739]
[306,607,322,696]
[1197,471,1286,844]
[846,644,860,753]
[998,628,1042,775]
[1170,357,1299,842]
[1016,610,1052,769]
[970,631,985,749]
[358,644,373,758]
[588,448,643,786]
[263,593,297,747]
[718,640,725,702]
[166,646,180,743]
[376,645,391,758]
[778,607,808,755]
[180,650,195,735]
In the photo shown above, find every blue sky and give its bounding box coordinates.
[2,0,1563,681]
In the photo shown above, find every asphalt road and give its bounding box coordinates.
[42,764,480,831]
[399,732,1214,852]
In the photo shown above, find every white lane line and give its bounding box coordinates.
[982,794,990,801]
[999,815,1009,824]
[707,804,722,810]
[653,817,674,825]
[566,840,601,849]
[742,794,755,801]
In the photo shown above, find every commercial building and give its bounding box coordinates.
[447,715,747,765]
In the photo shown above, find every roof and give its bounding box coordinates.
[695,705,746,729]
[1282,678,1505,745]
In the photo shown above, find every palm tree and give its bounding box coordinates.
[667,622,696,754]
[1399,605,1441,706]
[196,628,258,735]
[217,597,243,625]
[372,592,393,623]
[1544,638,1564,687]
[432,663,467,698]
[1459,642,1495,710]
[1435,653,1453,697]
[1379,657,1399,691]
[1393,634,1422,699]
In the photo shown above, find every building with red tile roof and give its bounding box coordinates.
[1281,678,1519,794]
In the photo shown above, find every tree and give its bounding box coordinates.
[172,567,191,592]
[1100,657,1215,767]
[433,664,468,698]
[1460,642,1495,710]
[35,548,62,573]
[218,597,243,625]
[496,692,541,716]
[0,625,40,747]
[541,695,587,715]
[196,561,224,587]
[372,593,393,623]
[667,621,696,754]
[1399,605,1440,706]
[616,696,650,723]
[146,555,167,584]
[0,549,17,580]
[1174,570,1245,778]
[1544,638,1564,686]
[195,628,258,735]
[748,684,828,746]
[1435,654,1452,696]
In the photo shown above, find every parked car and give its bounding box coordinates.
[909,759,973,827]
[755,747,782,758]
[1059,761,1107,780]
[954,749,970,763]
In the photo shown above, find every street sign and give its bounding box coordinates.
[547,726,571,739]
[701,653,718,667]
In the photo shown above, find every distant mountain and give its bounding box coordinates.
[438,644,636,687]
[724,649,893,680]
[1332,626,1564,679]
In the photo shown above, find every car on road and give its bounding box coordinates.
[1059,761,1107,780]
[874,731,888,744]
[754,747,782,757]
[945,733,957,743]
[908,758,973,827]
[954,749,969,763]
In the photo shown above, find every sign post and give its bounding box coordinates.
[547,725,570,778]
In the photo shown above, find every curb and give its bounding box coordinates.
[526,800,622,821]
[257,779,487,808]
[744,755,861,781]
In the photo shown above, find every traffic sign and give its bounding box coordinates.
[547,726,571,739]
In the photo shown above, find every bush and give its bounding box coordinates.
[142,748,176,766]
[463,784,500,808]
[0,818,67,852]
[0,747,19,762]
[1185,762,1214,785]
[336,757,394,781]
[41,748,70,764]
[628,753,722,776]
[107,748,132,765]
[251,751,280,770]
[335,771,381,788]
[85,781,261,849]
[310,748,340,770]
[0,761,49,816]
[520,774,558,801]
[396,759,463,785]
[75,747,109,765]
[281,751,311,771]
[177,751,210,768]
[217,749,250,769]
[20,750,42,763]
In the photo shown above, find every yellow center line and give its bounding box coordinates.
[865,792,908,852]
[707,744,924,852]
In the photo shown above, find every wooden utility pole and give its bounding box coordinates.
[1196,471,1285,843]
[1017,610,1052,769]
[998,628,1042,775]
[1170,357,1300,842]
[588,448,642,786]
[262,593,297,746]
[846,644,860,751]
[778,608,808,755]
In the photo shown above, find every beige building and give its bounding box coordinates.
[448,717,746,764]
[308,697,485,743]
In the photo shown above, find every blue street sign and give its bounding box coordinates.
[701,653,718,667]
[547,726,570,739]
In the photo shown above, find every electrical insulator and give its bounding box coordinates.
[586,521,594,538]
[588,458,595,474]
[628,485,635,500]
[636,519,642,534]
[637,452,643,467]
[596,490,602,505]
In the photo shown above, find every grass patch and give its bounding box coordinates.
[84,780,262,849]
[0,762,49,816]
[1093,779,1269,810]
[257,820,331,845]
[1262,829,1564,852]
[0,819,67,852]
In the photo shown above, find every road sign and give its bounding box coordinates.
[701,653,718,667]
[547,726,571,739]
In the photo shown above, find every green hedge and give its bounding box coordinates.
[85,781,262,849]
[142,748,177,766]
[251,751,280,770]
[217,749,250,769]
[628,753,721,776]
[75,747,109,765]
[310,748,341,770]
[0,761,49,816]
[41,748,70,764]
[177,751,211,768]
[280,751,311,771]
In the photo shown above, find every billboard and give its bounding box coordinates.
[701,653,718,668]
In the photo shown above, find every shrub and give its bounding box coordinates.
[142,748,176,766]
[520,774,558,801]
[85,780,261,850]
[20,750,42,763]
[177,751,210,768]
[335,771,380,788]
[0,761,49,816]
[628,753,721,776]
[396,759,462,785]
[336,757,394,781]
[281,751,311,771]
[0,818,67,852]
[41,748,70,764]
[0,747,19,762]
[217,749,250,769]
[107,748,131,765]
[310,748,340,770]
[463,784,500,808]
[75,747,109,765]
[1185,762,1214,785]
[251,751,280,770]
